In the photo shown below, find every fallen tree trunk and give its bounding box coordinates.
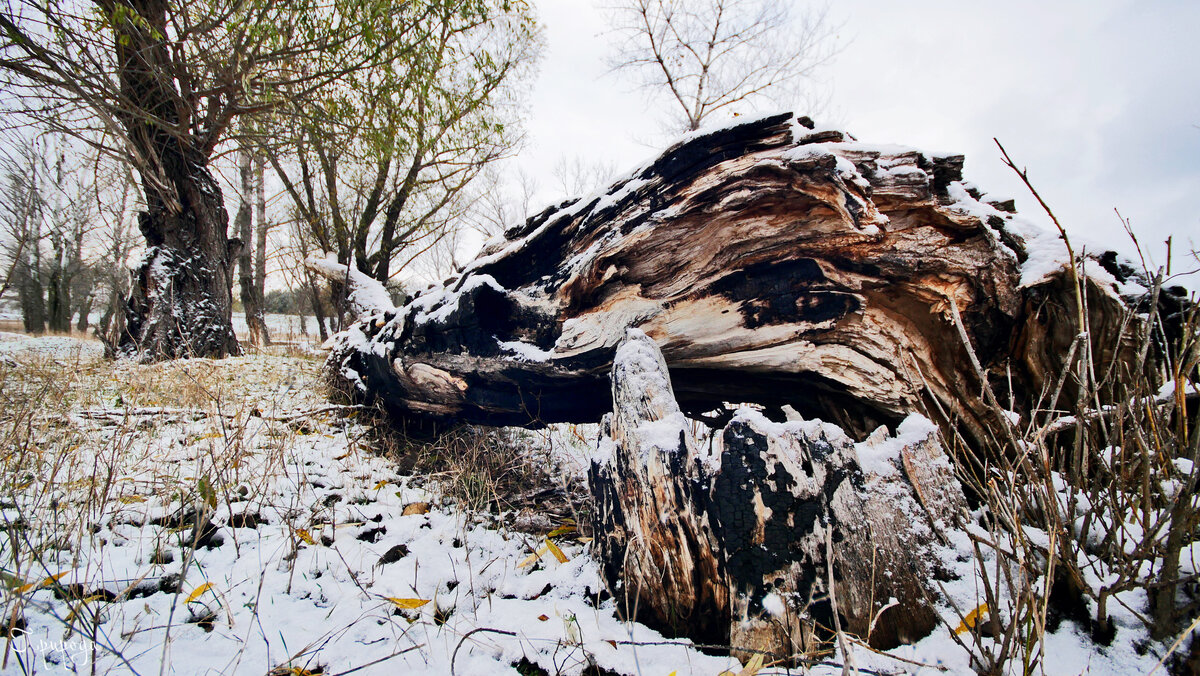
[590,328,966,655]
[316,112,1170,445]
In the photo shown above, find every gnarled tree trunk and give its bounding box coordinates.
[110,0,240,361]
[116,153,240,360]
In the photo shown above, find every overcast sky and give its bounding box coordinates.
[512,0,1200,276]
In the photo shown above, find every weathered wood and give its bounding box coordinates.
[590,329,966,656]
[317,112,1155,446]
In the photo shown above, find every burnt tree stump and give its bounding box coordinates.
[590,329,966,655]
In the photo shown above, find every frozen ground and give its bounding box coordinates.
[0,336,1175,675]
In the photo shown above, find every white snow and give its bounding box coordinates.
[497,338,555,362]
[761,592,786,618]
[409,274,507,326]
[306,253,396,317]
[853,414,939,477]
[0,331,103,360]
[0,341,751,676]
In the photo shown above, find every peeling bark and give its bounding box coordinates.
[321,112,1150,447]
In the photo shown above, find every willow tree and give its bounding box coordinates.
[0,0,439,359]
[265,0,540,328]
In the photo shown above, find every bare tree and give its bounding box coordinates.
[468,165,540,240]
[235,147,269,347]
[0,135,99,334]
[551,154,617,200]
[607,0,839,131]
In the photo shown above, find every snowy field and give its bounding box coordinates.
[0,335,1174,675]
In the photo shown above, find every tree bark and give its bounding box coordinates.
[590,329,964,656]
[116,155,240,360]
[18,258,45,335]
[252,155,271,346]
[236,149,269,348]
[110,0,240,361]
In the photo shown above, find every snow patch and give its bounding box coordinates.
[854,413,939,477]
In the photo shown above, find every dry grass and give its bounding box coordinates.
[935,255,1199,674]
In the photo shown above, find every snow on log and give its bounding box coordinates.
[322,112,1174,445]
[589,328,966,654]
[305,254,395,320]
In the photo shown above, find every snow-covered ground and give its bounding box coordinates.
[0,336,1175,675]
[0,332,104,360]
[0,312,319,346]
[0,343,743,676]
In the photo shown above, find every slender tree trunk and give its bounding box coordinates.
[18,261,45,335]
[236,149,270,347]
[307,275,329,342]
[236,150,256,345]
[250,155,270,345]
[47,235,70,333]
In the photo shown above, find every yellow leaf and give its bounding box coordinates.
[295,528,316,545]
[547,524,577,538]
[185,582,213,604]
[954,602,989,635]
[517,543,550,568]
[545,539,569,563]
[738,653,764,675]
[402,502,430,516]
[372,480,389,490]
[17,571,68,594]
[385,597,430,609]
[119,495,146,504]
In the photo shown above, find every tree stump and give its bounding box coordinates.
[589,329,967,657]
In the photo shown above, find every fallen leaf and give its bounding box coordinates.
[545,539,569,563]
[185,582,213,604]
[537,614,549,621]
[547,524,577,538]
[372,479,389,490]
[16,571,68,594]
[954,602,989,635]
[294,528,316,545]
[740,654,764,675]
[402,502,430,516]
[517,543,550,568]
[385,597,430,609]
